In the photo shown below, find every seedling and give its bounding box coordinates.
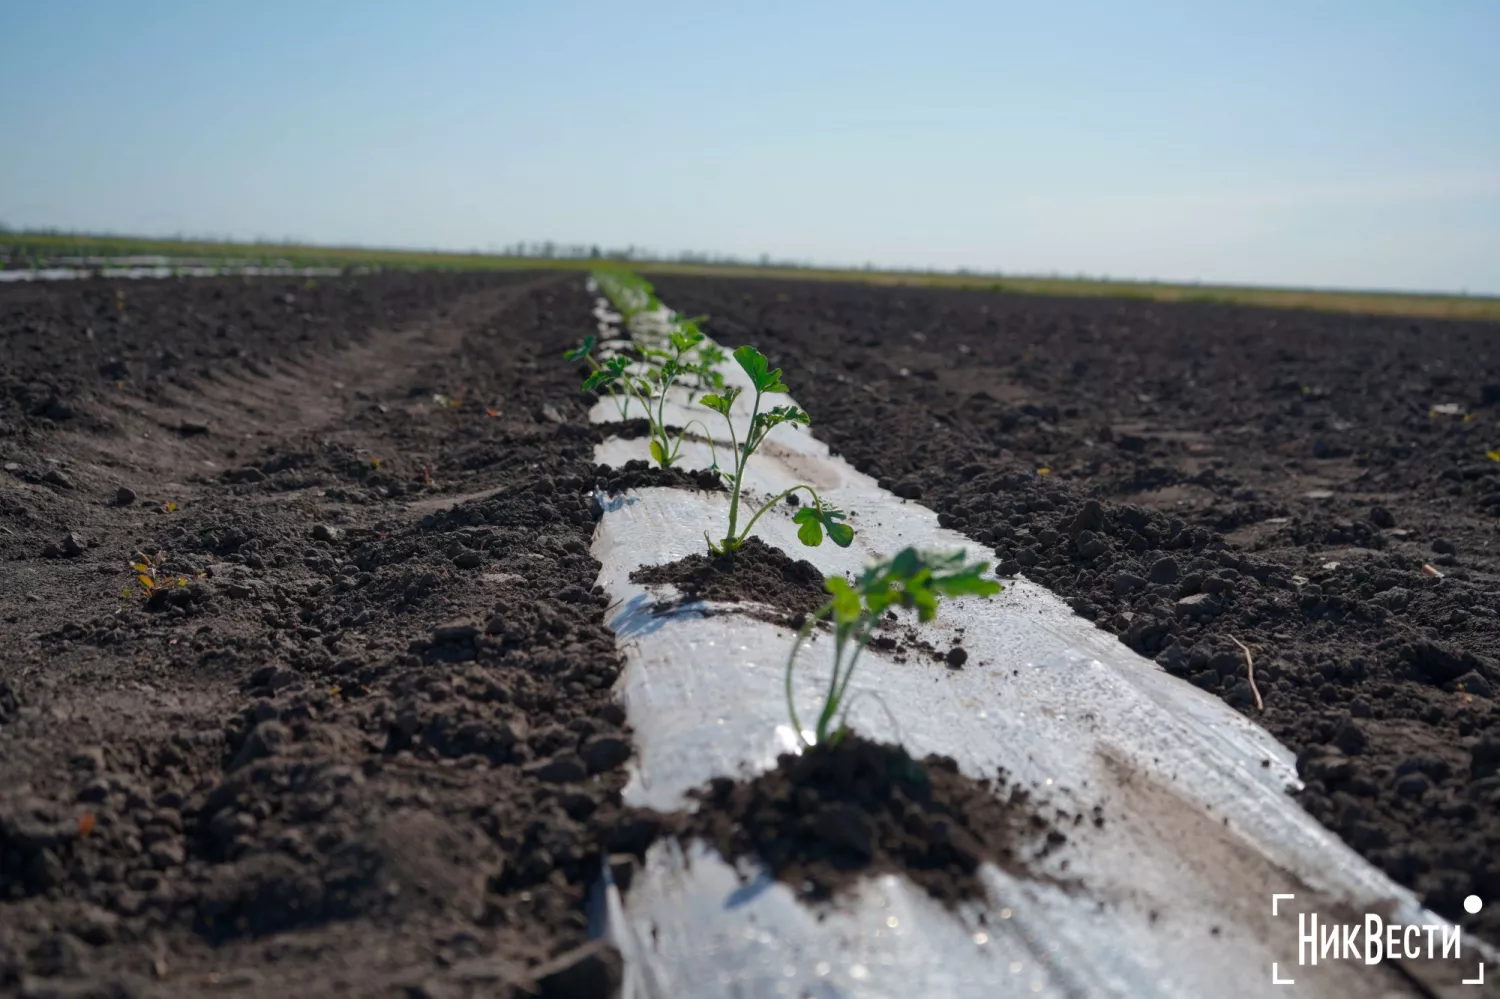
[565,334,631,420]
[700,346,852,556]
[125,551,186,601]
[691,343,728,393]
[581,322,721,470]
[786,549,1001,746]
[594,269,660,321]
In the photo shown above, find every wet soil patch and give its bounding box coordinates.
[630,535,827,622]
[683,734,1054,905]
[656,274,1500,944]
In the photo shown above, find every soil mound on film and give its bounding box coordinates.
[683,734,1064,905]
[630,535,828,622]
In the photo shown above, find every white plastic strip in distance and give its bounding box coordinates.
[584,288,1490,998]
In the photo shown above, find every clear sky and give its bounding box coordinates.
[2,1,1497,293]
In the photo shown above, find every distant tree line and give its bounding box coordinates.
[1,226,825,271]
[493,240,811,269]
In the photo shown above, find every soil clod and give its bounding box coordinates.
[682,734,1050,905]
[630,535,827,622]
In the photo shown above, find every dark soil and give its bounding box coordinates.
[592,458,723,496]
[630,535,827,622]
[684,734,1053,905]
[0,271,669,997]
[656,274,1500,945]
[1,271,499,434]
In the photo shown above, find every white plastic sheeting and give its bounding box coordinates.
[588,296,1491,997]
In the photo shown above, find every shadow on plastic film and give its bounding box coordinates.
[608,591,714,641]
[722,868,778,910]
[599,491,641,516]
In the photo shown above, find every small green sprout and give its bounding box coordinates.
[700,346,852,556]
[565,334,631,420]
[787,549,1002,747]
[581,320,720,470]
[593,269,660,320]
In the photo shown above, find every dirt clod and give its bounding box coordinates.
[683,734,1049,905]
[630,535,827,622]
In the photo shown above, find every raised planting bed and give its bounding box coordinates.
[581,276,1494,997]
[652,272,1500,952]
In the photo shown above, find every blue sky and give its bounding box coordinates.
[2,1,1497,293]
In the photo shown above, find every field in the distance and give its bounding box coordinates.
[5,230,1498,322]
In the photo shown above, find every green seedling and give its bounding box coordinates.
[700,346,852,556]
[682,339,727,400]
[582,321,720,469]
[565,334,631,420]
[594,269,660,321]
[786,549,1001,747]
[694,343,728,379]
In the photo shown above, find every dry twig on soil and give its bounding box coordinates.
[1229,635,1264,712]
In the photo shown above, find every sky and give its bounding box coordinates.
[2,1,1497,294]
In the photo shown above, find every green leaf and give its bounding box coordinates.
[778,405,810,423]
[562,335,596,362]
[649,439,667,467]
[750,405,809,443]
[793,506,823,546]
[700,386,742,416]
[932,565,1002,599]
[793,503,854,548]
[668,329,705,353]
[851,548,1000,623]
[581,368,617,392]
[733,345,789,393]
[826,520,854,548]
[824,577,862,625]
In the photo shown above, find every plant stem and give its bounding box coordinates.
[785,602,832,746]
[722,387,762,547]
[667,419,719,469]
[825,617,879,740]
[733,485,823,544]
[813,626,850,744]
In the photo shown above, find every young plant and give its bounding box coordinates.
[593,269,659,321]
[581,321,721,470]
[786,549,1001,747]
[688,344,727,401]
[699,346,852,556]
[125,551,186,601]
[564,334,631,420]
